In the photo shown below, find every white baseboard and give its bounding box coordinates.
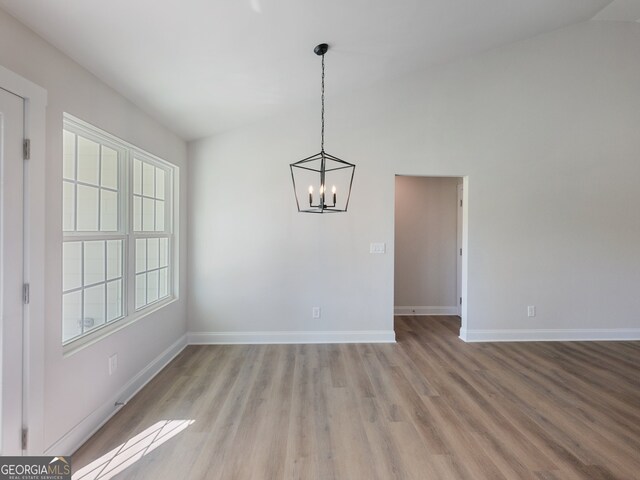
[44,334,188,456]
[187,330,396,345]
[461,328,640,342]
[394,306,459,316]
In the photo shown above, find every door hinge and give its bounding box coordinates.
[23,283,30,304]
[22,428,28,450]
[460,248,462,255]
[460,297,462,305]
[23,139,31,160]
[460,199,462,207]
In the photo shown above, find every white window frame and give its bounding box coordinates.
[130,152,174,312]
[62,114,177,353]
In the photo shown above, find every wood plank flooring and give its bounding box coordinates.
[72,316,640,479]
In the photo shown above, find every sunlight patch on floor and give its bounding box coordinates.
[72,419,195,480]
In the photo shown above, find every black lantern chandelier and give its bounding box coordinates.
[290,43,355,213]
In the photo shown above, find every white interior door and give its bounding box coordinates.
[0,86,25,455]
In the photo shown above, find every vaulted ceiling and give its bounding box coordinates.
[0,0,629,140]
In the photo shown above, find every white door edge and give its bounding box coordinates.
[0,63,47,455]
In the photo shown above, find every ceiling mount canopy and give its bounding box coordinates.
[290,43,355,214]
[313,43,328,56]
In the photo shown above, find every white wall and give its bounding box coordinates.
[189,20,640,342]
[394,176,459,310]
[0,8,188,452]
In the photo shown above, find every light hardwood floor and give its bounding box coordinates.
[72,316,640,479]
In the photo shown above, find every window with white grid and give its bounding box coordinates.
[132,157,172,310]
[62,115,176,346]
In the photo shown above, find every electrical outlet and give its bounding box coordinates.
[312,307,321,319]
[527,306,536,317]
[108,354,118,375]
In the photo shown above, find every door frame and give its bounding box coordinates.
[457,183,463,317]
[459,177,469,340]
[0,64,47,455]
[392,174,469,338]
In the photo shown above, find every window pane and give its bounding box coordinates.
[142,162,155,197]
[133,196,142,231]
[63,181,75,232]
[63,241,82,292]
[155,200,165,231]
[155,169,165,200]
[159,268,168,298]
[106,240,122,280]
[106,280,122,322]
[143,198,155,231]
[147,270,159,304]
[147,238,159,270]
[101,146,118,189]
[159,238,168,267]
[77,185,99,231]
[63,118,176,343]
[63,130,76,180]
[135,273,146,309]
[84,240,105,285]
[84,284,106,331]
[133,158,142,195]
[100,189,118,231]
[135,238,146,273]
[62,291,82,342]
[77,136,100,185]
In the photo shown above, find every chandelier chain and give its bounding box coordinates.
[321,53,325,152]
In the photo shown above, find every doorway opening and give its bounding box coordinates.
[393,175,467,338]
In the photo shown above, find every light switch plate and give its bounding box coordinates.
[370,242,386,254]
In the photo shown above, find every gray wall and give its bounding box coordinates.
[188,20,640,341]
[0,8,188,451]
[394,176,459,309]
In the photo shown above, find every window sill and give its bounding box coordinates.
[62,296,178,357]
